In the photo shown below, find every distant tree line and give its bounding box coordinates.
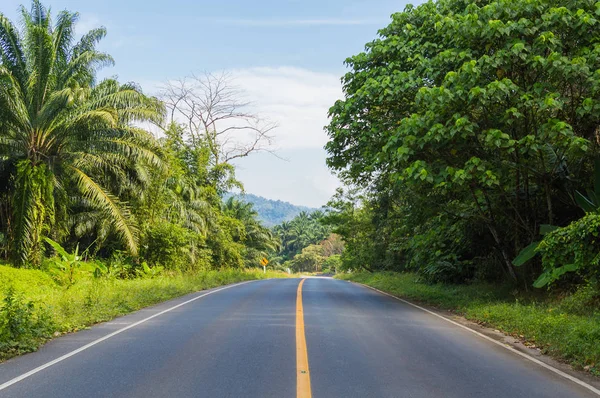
[271,212,342,273]
[223,193,317,227]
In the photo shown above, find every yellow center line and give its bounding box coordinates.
[296,278,312,398]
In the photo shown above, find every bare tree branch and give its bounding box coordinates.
[159,72,277,165]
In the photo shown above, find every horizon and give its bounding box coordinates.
[226,191,320,210]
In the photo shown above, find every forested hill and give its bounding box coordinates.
[224,193,318,227]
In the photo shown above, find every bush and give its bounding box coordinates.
[0,264,57,293]
[323,255,342,273]
[107,251,136,279]
[420,260,474,284]
[140,223,198,271]
[0,287,54,359]
[405,216,475,283]
[537,214,600,287]
[558,283,600,316]
[206,219,245,269]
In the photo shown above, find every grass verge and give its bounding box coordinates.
[336,271,600,376]
[0,265,289,361]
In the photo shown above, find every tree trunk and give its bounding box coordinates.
[545,179,554,225]
[486,222,518,282]
[11,161,54,267]
[470,187,518,282]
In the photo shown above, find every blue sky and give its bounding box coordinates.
[2,0,423,207]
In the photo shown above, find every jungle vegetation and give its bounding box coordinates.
[325,0,600,293]
[0,1,280,274]
[272,211,343,273]
[326,0,600,372]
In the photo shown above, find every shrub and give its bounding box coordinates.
[405,216,474,283]
[107,251,136,279]
[140,223,198,271]
[558,283,600,316]
[537,214,600,287]
[420,260,474,284]
[0,287,54,358]
[323,255,342,273]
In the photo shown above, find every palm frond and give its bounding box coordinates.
[60,50,113,88]
[22,16,54,114]
[52,10,78,71]
[0,66,31,132]
[34,86,75,130]
[72,27,106,57]
[69,165,139,255]
[0,5,163,265]
[88,84,165,124]
[0,14,27,88]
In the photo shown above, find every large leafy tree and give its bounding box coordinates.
[0,1,164,265]
[326,0,600,283]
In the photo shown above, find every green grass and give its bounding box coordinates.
[337,272,600,375]
[0,265,290,361]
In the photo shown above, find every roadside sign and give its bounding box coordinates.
[260,257,269,274]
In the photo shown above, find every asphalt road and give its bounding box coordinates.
[0,277,598,397]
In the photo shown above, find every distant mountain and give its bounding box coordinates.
[224,193,318,227]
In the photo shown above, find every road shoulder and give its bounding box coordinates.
[348,280,600,395]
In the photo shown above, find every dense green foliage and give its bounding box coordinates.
[270,211,343,273]
[0,2,163,265]
[221,197,281,267]
[0,264,285,360]
[326,0,600,288]
[224,193,317,227]
[339,272,600,374]
[284,234,344,273]
[0,1,279,273]
[273,211,330,262]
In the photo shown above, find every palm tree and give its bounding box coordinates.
[222,197,281,264]
[273,211,331,261]
[0,1,164,265]
[222,197,258,221]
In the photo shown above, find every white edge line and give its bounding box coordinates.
[351,281,600,396]
[0,280,258,392]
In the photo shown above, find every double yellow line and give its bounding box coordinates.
[296,278,312,398]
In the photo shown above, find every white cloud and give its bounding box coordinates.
[226,67,343,206]
[228,67,343,150]
[143,67,344,150]
[232,147,341,208]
